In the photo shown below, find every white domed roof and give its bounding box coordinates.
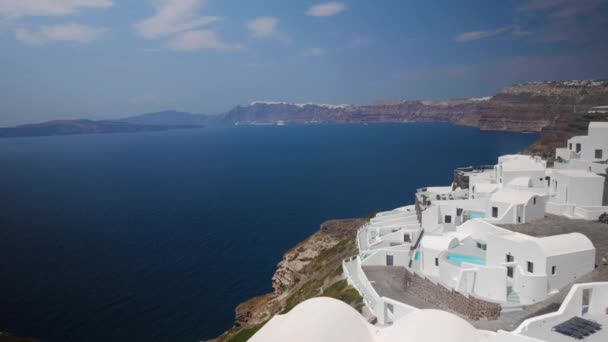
[249,297,375,342]
[386,309,479,342]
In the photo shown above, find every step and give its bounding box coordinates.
[501,306,524,314]
[507,294,520,301]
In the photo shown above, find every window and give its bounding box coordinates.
[552,266,557,275]
[456,208,463,216]
[545,176,550,187]
[506,254,514,262]
[435,258,439,266]
[569,143,573,150]
[492,207,498,218]
[595,149,603,159]
[527,261,534,274]
[386,254,394,266]
[444,215,452,224]
[476,242,487,251]
[576,143,581,153]
[533,197,537,205]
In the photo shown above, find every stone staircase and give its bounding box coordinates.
[501,289,523,313]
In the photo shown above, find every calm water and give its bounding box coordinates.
[0,124,537,341]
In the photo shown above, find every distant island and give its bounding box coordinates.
[0,114,204,139]
[2,80,607,160]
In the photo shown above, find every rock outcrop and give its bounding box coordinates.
[474,81,608,132]
[216,218,365,341]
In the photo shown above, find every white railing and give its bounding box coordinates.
[357,223,370,253]
[381,296,419,324]
[574,206,608,220]
[342,255,382,315]
[545,201,574,217]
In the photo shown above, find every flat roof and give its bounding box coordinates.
[553,169,603,178]
[490,188,537,204]
[589,121,608,128]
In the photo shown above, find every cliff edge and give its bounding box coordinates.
[213,218,366,342]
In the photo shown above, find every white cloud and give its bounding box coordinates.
[306,2,347,17]
[455,26,511,42]
[135,0,221,39]
[166,29,245,51]
[0,0,113,18]
[16,23,107,45]
[246,16,278,39]
[298,47,325,57]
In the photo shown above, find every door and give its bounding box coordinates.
[517,204,523,223]
[386,254,394,266]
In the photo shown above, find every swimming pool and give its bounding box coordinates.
[468,211,485,219]
[447,253,486,266]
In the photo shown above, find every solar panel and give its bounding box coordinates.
[553,316,602,340]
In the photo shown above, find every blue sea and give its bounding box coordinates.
[0,124,537,341]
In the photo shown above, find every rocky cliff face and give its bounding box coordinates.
[222,80,608,158]
[215,218,365,341]
[474,80,608,133]
[221,99,485,125]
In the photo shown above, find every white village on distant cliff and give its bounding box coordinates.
[249,122,608,342]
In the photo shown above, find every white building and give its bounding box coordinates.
[250,282,608,342]
[546,169,608,219]
[495,155,547,188]
[485,188,547,224]
[411,219,595,306]
[556,122,608,174]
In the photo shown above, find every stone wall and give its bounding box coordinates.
[452,170,469,191]
[404,270,501,320]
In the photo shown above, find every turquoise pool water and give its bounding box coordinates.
[468,211,485,219]
[414,250,420,260]
[447,253,486,266]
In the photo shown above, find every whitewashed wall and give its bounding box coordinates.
[545,250,595,293]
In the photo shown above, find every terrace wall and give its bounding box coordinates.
[403,269,501,320]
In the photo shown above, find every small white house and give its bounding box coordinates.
[546,169,608,219]
[487,231,595,304]
[485,188,547,224]
[549,169,604,206]
[556,122,608,174]
[495,155,547,188]
[412,220,595,306]
[420,198,487,233]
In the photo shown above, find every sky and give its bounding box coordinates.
[1,0,607,126]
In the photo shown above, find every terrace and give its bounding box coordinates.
[516,283,608,342]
